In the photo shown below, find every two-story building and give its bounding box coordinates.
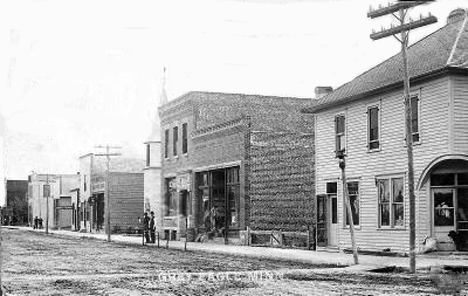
[28,172,80,230]
[303,8,468,252]
[157,91,315,245]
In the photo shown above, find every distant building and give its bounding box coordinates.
[28,173,80,230]
[78,153,144,233]
[157,91,315,246]
[3,180,28,225]
[303,9,468,252]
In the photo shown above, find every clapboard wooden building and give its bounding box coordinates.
[303,8,468,252]
[157,91,315,245]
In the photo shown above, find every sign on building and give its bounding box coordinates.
[43,184,50,198]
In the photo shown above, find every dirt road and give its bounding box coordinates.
[2,228,464,295]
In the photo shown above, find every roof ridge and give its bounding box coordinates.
[328,23,450,98]
[447,9,468,65]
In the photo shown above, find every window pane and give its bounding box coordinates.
[431,173,455,186]
[380,204,390,226]
[411,96,419,133]
[457,188,468,223]
[182,123,188,154]
[412,133,420,143]
[350,195,359,225]
[164,129,169,158]
[332,196,337,224]
[378,180,389,202]
[369,141,379,150]
[434,189,454,226]
[369,107,379,141]
[337,135,345,152]
[346,182,359,225]
[336,116,345,133]
[393,204,404,226]
[173,127,178,156]
[392,178,404,202]
[317,196,326,223]
[347,182,358,195]
[458,173,468,185]
[327,182,337,194]
[227,186,240,227]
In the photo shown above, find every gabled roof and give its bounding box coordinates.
[303,8,468,113]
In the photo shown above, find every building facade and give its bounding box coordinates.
[157,91,315,245]
[304,9,468,252]
[78,153,144,233]
[28,173,80,230]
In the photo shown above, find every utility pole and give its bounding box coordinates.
[368,1,437,273]
[337,150,358,264]
[45,173,50,235]
[95,145,121,242]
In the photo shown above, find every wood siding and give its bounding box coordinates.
[452,75,468,154]
[315,76,451,252]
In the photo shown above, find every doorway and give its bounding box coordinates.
[432,170,468,251]
[316,183,338,248]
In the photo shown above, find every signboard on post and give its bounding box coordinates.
[43,184,50,198]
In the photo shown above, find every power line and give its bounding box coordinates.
[94,145,122,242]
[368,1,437,274]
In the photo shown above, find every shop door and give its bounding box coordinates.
[316,195,327,247]
[328,195,338,247]
[433,188,455,239]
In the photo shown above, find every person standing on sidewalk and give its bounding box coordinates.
[143,212,151,243]
[150,211,156,243]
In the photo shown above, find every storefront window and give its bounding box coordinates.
[345,182,359,226]
[196,167,240,233]
[165,178,178,216]
[434,188,454,226]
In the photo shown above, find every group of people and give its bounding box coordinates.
[142,211,156,244]
[33,216,44,229]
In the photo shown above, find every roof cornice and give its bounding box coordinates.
[302,67,468,114]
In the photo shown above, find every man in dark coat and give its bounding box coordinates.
[143,212,150,243]
[150,211,156,243]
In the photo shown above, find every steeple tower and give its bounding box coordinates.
[143,68,165,230]
[159,67,168,105]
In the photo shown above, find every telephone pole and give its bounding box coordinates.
[368,1,437,273]
[95,145,121,242]
[45,173,50,235]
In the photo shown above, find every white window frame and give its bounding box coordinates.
[366,102,381,152]
[377,175,405,229]
[344,180,360,228]
[334,113,346,154]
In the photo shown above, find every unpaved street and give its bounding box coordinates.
[1,228,465,295]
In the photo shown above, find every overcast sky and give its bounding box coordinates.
[0,0,466,185]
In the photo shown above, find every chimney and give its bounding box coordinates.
[447,8,467,25]
[315,86,333,99]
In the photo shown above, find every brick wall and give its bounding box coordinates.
[109,172,144,230]
[158,91,316,236]
[249,131,315,232]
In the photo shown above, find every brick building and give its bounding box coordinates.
[157,91,315,245]
[3,180,28,225]
[78,153,144,233]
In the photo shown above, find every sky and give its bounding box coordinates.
[0,0,466,189]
